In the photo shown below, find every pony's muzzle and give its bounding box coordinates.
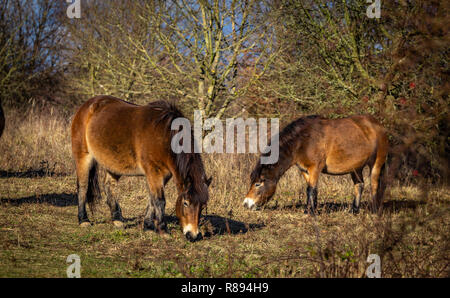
[185,231,203,242]
[243,197,257,210]
[183,224,202,242]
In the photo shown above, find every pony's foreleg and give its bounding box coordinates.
[143,175,166,233]
[350,170,364,214]
[104,171,124,228]
[306,185,318,214]
[302,167,320,215]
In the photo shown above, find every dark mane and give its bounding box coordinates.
[277,115,321,157]
[148,100,208,204]
[250,115,321,183]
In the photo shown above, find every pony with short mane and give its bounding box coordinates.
[244,114,388,214]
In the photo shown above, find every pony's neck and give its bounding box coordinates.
[263,152,295,183]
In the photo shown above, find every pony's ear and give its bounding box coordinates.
[206,176,212,187]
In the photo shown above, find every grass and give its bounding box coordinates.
[0,106,448,277]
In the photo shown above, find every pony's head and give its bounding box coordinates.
[160,100,212,241]
[243,163,277,210]
[176,176,212,242]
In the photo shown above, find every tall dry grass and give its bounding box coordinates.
[0,105,73,175]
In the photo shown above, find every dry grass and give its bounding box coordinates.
[0,107,448,277]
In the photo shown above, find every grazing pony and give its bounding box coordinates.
[243,115,388,214]
[71,96,211,241]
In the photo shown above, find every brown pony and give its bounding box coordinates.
[243,115,388,214]
[71,96,211,241]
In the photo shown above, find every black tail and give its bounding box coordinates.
[86,161,102,212]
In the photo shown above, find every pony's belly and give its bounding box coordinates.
[324,158,368,174]
[324,137,374,174]
[86,134,143,176]
[91,149,143,176]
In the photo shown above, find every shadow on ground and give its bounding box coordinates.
[201,214,265,236]
[0,169,68,178]
[122,213,265,237]
[264,201,351,213]
[382,199,427,213]
[264,199,427,214]
[0,193,77,207]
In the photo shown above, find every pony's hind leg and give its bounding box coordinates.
[370,131,388,213]
[370,163,385,213]
[103,171,124,228]
[143,170,167,233]
[75,154,95,227]
[350,169,364,214]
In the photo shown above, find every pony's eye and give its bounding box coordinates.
[183,201,189,207]
[255,182,262,187]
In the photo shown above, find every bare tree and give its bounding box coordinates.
[259,0,449,180]
[65,0,279,117]
[0,0,65,106]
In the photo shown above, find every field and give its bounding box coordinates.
[0,107,448,278]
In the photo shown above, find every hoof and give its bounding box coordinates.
[79,222,91,228]
[113,220,125,228]
[143,220,156,231]
[157,222,167,233]
[304,209,316,215]
[349,208,360,214]
[144,220,167,233]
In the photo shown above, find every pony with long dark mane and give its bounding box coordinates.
[243,115,388,214]
[71,96,211,241]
